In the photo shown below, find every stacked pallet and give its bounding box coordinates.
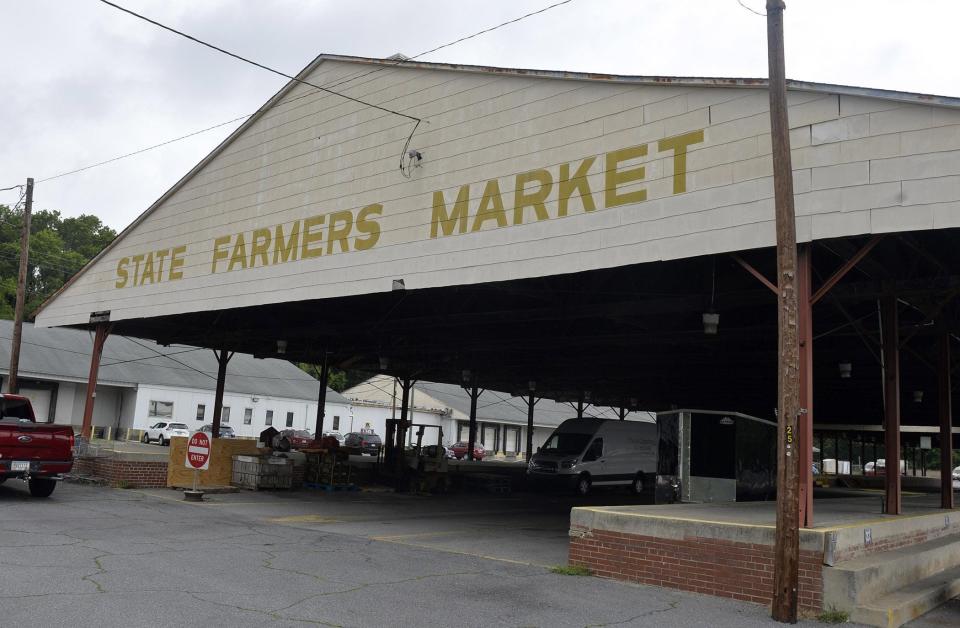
[231,455,293,490]
[303,450,355,490]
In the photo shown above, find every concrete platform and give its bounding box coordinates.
[569,491,960,617]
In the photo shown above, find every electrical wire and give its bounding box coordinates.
[97,0,423,178]
[38,115,251,183]
[32,0,577,185]
[97,0,419,124]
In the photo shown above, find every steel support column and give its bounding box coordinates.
[797,243,814,526]
[882,293,902,514]
[314,353,329,437]
[467,385,479,461]
[80,323,111,441]
[397,378,412,475]
[211,349,232,439]
[939,331,954,509]
[526,393,538,463]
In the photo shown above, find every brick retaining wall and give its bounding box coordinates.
[569,528,824,611]
[74,457,169,488]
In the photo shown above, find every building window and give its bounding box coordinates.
[196,404,205,421]
[332,416,340,431]
[286,411,294,427]
[149,401,173,418]
[265,410,273,426]
[221,406,231,424]
[243,408,253,425]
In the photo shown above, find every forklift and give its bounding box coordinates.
[384,418,450,493]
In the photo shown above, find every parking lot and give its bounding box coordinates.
[2,481,957,627]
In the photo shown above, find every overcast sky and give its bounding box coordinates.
[1,0,956,231]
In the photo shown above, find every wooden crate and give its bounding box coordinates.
[231,455,293,490]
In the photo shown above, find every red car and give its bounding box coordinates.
[280,429,315,449]
[0,394,74,497]
[451,441,486,460]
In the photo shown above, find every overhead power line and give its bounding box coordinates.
[97,0,419,123]
[38,115,251,183]
[15,0,575,188]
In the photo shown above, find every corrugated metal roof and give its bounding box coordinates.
[319,54,960,109]
[346,376,651,427]
[34,53,960,324]
[0,320,347,403]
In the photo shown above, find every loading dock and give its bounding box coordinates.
[33,55,960,621]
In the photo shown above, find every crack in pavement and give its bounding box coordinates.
[584,600,681,627]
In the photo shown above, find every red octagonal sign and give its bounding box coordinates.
[186,431,211,470]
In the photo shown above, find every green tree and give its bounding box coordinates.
[294,363,368,392]
[0,204,116,319]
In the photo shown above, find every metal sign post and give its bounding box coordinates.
[184,431,211,501]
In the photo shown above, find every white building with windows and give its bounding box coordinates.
[0,320,350,438]
[345,376,653,456]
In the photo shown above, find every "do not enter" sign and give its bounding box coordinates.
[185,431,211,471]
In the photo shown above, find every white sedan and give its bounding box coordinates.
[142,421,190,445]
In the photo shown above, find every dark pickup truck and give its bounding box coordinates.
[0,394,74,497]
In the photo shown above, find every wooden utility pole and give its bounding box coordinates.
[7,177,33,395]
[767,1,801,622]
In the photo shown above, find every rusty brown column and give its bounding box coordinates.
[80,323,111,440]
[882,293,901,515]
[797,244,814,527]
[210,350,231,439]
[939,331,953,510]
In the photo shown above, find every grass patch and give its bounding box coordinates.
[817,608,849,624]
[115,480,133,489]
[550,564,591,576]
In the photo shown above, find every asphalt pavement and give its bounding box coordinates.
[0,480,956,627]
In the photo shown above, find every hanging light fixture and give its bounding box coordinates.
[838,361,852,379]
[379,356,389,370]
[702,258,719,335]
[461,369,472,384]
[913,390,924,403]
[702,312,720,335]
[528,380,536,392]
[392,278,406,291]
[276,340,287,355]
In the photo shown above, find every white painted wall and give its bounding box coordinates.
[37,58,960,329]
[348,401,447,445]
[133,383,351,439]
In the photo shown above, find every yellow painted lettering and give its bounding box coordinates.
[471,179,507,232]
[139,251,155,285]
[558,156,597,217]
[131,254,145,284]
[273,221,300,265]
[211,236,231,273]
[168,245,186,280]
[228,233,248,271]
[115,257,129,289]
[513,169,552,225]
[354,204,382,251]
[658,129,704,194]
[154,249,170,280]
[301,215,325,259]
[430,186,470,238]
[249,228,272,268]
[605,145,648,208]
[326,211,354,255]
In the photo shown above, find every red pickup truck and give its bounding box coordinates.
[0,394,74,497]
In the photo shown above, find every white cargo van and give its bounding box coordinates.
[527,417,657,495]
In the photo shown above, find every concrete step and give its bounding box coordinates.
[850,564,960,628]
[823,533,960,610]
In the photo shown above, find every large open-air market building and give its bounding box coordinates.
[32,53,960,623]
